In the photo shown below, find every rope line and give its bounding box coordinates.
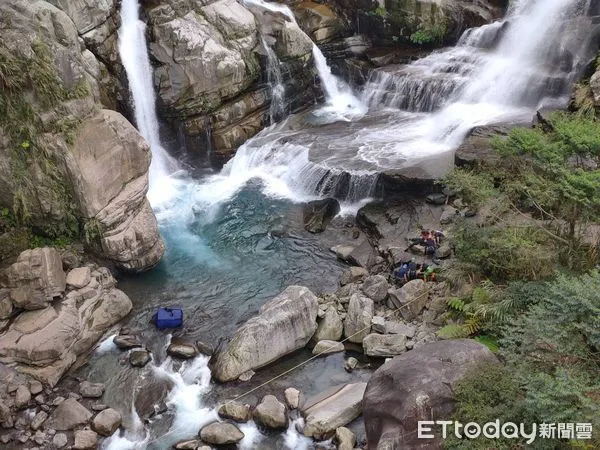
[143,287,430,444]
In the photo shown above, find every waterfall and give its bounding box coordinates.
[262,37,286,124]
[211,0,597,204]
[244,0,364,119]
[118,0,178,207]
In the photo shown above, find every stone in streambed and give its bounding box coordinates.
[199,422,244,445]
[15,385,31,409]
[339,267,369,285]
[129,349,151,367]
[53,433,68,448]
[335,426,357,450]
[92,408,122,436]
[66,267,91,289]
[303,198,340,233]
[218,402,250,422]
[344,294,373,343]
[312,340,344,355]
[79,381,104,398]
[46,398,92,431]
[73,429,98,449]
[253,395,287,430]
[284,387,301,410]
[174,440,199,449]
[31,411,48,431]
[363,333,407,357]
[113,334,142,350]
[312,306,343,342]
[167,338,198,359]
[361,275,389,302]
[302,382,367,439]
[212,286,319,382]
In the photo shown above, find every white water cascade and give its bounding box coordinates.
[118,0,179,207]
[244,0,365,121]
[217,0,598,202]
[262,37,286,124]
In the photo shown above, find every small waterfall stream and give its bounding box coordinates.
[262,37,286,124]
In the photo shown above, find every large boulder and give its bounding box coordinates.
[212,286,319,382]
[343,294,373,343]
[92,408,122,436]
[5,248,66,310]
[360,275,389,303]
[46,398,93,431]
[362,333,407,357]
[0,1,162,272]
[0,262,132,386]
[71,109,165,271]
[303,198,341,233]
[388,279,429,321]
[302,382,367,439]
[363,339,498,449]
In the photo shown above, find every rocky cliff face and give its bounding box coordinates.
[143,0,321,163]
[0,0,163,271]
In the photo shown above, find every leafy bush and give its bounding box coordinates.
[446,362,524,449]
[410,21,447,46]
[451,220,556,282]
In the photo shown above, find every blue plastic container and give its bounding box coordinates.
[152,307,183,329]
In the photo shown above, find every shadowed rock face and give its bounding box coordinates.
[211,285,319,382]
[363,339,498,449]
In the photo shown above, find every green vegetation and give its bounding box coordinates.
[439,112,600,448]
[410,21,447,46]
[0,37,90,245]
[448,273,600,449]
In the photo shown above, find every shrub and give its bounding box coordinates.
[451,220,556,282]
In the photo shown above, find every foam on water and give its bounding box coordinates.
[283,417,313,450]
[102,404,149,450]
[95,334,118,355]
[152,356,216,445]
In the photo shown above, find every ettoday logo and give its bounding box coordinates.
[418,420,593,444]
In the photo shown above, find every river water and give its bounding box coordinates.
[78,0,599,448]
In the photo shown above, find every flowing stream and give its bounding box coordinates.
[92,0,600,448]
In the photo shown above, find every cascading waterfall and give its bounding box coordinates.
[118,0,179,207]
[262,37,286,124]
[217,0,597,203]
[244,0,365,119]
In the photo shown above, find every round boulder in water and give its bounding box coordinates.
[167,338,198,359]
[129,349,151,367]
[199,422,244,445]
[253,395,288,430]
[218,402,250,423]
[303,198,341,233]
